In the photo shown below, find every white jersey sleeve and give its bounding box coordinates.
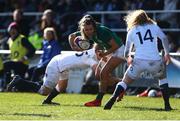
[155,25,169,55]
[155,25,166,39]
[124,30,133,58]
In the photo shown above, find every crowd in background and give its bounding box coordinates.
[0,0,179,96]
[0,0,179,51]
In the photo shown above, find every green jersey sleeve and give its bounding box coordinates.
[92,25,123,50]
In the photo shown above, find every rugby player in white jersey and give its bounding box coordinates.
[7,48,99,105]
[104,9,172,111]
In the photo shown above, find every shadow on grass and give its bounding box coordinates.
[123,106,163,111]
[41,104,94,107]
[37,104,103,108]
[0,113,51,117]
[13,113,51,117]
[119,106,176,112]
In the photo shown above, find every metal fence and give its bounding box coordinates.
[87,10,180,32]
[0,10,180,33]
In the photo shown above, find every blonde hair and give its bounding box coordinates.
[124,9,156,31]
[78,16,96,40]
[43,27,57,40]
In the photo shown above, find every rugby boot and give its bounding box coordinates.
[84,99,101,107]
[104,97,116,110]
[165,103,173,111]
[42,100,60,105]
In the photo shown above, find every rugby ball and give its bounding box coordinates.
[74,36,91,50]
[148,89,157,97]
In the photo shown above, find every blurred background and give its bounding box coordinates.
[0,0,179,50]
[0,0,179,97]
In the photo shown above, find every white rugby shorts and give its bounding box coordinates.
[126,58,164,80]
[42,59,69,89]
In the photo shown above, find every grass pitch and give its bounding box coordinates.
[0,92,180,120]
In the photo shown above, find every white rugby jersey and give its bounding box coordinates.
[49,48,97,72]
[125,24,168,60]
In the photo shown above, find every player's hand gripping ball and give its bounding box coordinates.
[74,36,91,50]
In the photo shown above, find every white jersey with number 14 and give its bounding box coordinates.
[126,24,166,60]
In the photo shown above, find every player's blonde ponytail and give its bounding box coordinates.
[124,9,156,31]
